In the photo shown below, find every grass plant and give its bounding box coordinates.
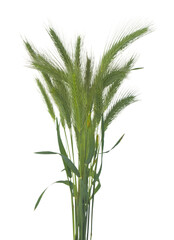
[24,25,150,240]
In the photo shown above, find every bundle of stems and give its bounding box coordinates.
[24,25,150,240]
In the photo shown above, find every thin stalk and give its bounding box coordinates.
[90,161,97,240]
[70,128,77,192]
[70,128,78,239]
[90,129,101,240]
[63,126,76,239]
[62,163,75,240]
[63,127,72,160]
[86,201,91,240]
[70,128,76,165]
[71,192,75,240]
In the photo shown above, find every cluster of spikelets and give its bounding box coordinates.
[24,25,150,240]
[24,26,150,134]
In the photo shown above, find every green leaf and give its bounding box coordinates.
[94,165,101,182]
[56,118,72,177]
[56,119,80,177]
[35,151,58,154]
[34,180,73,210]
[101,134,125,154]
[35,150,79,177]
[80,178,88,202]
[89,169,95,178]
[86,140,95,164]
[89,181,101,200]
[57,152,80,177]
[55,180,74,189]
[34,188,47,210]
[131,67,144,71]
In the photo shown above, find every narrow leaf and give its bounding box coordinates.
[35,150,79,177]
[35,151,58,154]
[56,118,72,177]
[34,180,74,210]
[101,134,125,154]
[34,188,47,210]
[89,181,101,200]
[131,67,144,70]
[57,152,80,177]
[86,142,95,164]
[94,165,101,182]
[54,180,74,189]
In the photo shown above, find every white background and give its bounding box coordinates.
[0,0,174,239]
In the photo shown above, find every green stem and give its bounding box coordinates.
[70,128,78,239]
[90,129,100,240]
[64,127,71,160]
[86,202,90,240]
[63,126,76,239]
[71,194,75,240]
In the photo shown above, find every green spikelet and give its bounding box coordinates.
[84,57,92,90]
[41,72,53,89]
[84,57,93,114]
[36,78,55,121]
[23,40,38,59]
[50,86,71,128]
[75,36,81,68]
[48,27,73,71]
[93,81,103,126]
[99,27,149,75]
[32,53,67,82]
[103,57,135,111]
[103,57,135,88]
[104,93,137,131]
[70,72,82,132]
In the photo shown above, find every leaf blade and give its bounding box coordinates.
[56,118,72,177]
[34,188,47,210]
[89,181,101,200]
[102,134,125,154]
[57,153,80,177]
[35,151,58,154]
[34,180,74,210]
[56,119,80,177]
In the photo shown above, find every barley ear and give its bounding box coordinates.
[36,78,55,121]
